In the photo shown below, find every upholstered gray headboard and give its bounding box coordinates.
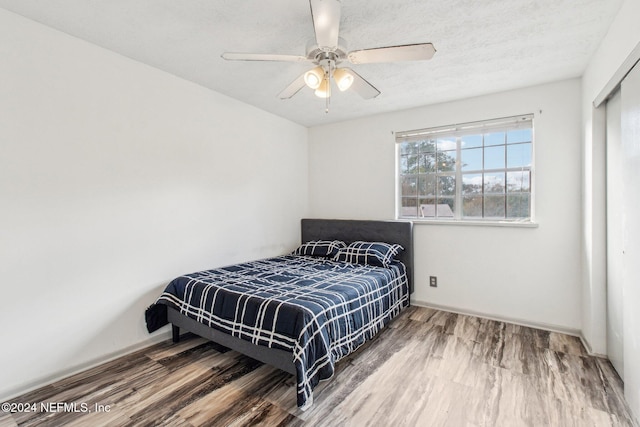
[301,218,414,294]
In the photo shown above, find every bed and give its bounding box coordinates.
[145,218,413,409]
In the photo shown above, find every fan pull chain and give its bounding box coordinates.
[325,62,332,113]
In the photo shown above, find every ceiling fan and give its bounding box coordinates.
[221,0,436,108]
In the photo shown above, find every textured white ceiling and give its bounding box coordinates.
[0,0,623,127]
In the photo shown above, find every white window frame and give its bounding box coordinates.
[395,114,535,225]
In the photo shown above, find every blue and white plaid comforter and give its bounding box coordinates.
[147,255,409,409]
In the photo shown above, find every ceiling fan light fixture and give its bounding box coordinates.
[333,68,354,91]
[314,77,331,98]
[304,66,324,89]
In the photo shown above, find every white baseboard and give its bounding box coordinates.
[0,330,171,403]
[578,334,607,358]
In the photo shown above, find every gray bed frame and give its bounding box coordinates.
[168,218,414,376]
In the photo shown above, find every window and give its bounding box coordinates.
[396,114,533,222]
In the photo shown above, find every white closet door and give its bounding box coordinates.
[621,62,640,415]
[606,89,624,378]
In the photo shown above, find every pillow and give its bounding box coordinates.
[333,241,404,267]
[292,240,347,258]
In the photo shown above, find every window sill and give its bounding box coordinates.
[405,219,538,228]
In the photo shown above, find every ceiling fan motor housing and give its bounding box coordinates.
[306,37,348,67]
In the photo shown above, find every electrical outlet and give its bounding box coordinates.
[429,276,437,287]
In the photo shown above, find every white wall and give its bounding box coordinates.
[309,79,583,332]
[581,0,640,422]
[0,9,308,400]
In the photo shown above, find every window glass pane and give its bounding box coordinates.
[420,199,455,217]
[484,195,505,218]
[461,148,482,171]
[436,198,455,218]
[418,175,436,196]
[437,150,457,172]
[507,171,530,193]
[507,194,530,218]
[507,129,532,144]
[484,145,505,169]
[421,153,437,173]
[484,132,505,146]
[463,196,483,218]
[462,173,483,195]
[400,141,419,155]
[484,172,505,194]
[419,139,436,153]
[401,154,420,174]
[437,176,456,197]
[437,138,457,151]
[401,176,418,196]
[507,143,531,168]
[400,198,418,217]
[461,134,482,149]
[419,198,437,217]
[400,155,408,174]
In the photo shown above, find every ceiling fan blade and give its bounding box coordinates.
[342,68,380,99]
[348,43,436,64]
[310,0,341,50]
[221,52,308,62]
[278,73,307,99]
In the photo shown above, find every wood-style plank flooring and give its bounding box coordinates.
[1,306,637,427]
